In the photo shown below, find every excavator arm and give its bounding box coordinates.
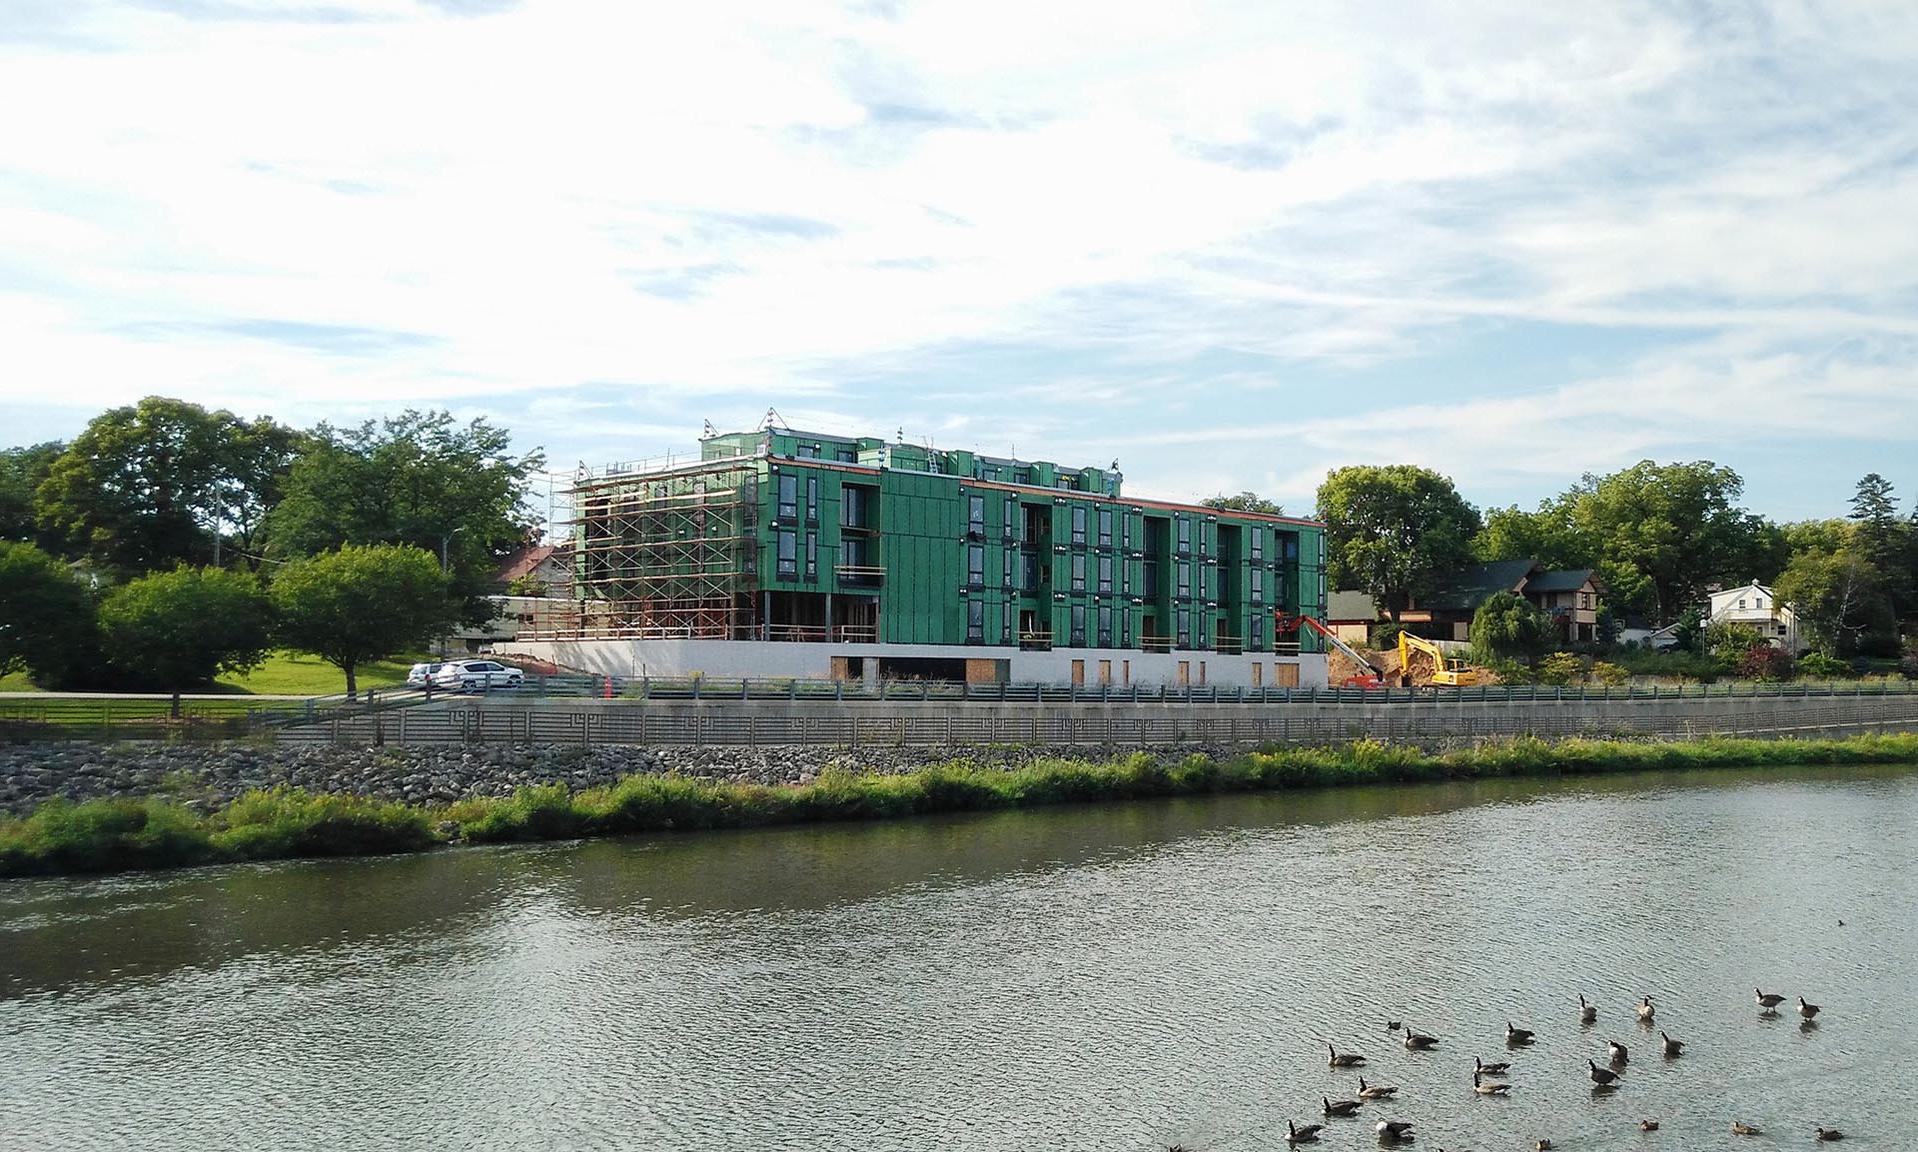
[1278,613,1387,688]
[1396,631,1481,687]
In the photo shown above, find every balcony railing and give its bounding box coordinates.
[1141,636,1175,653]
[835,565,885,586]
[1018,630,1053,651]
[763,624,881,643]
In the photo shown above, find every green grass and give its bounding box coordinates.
[214,650,429,696]
[0,671,39,692]
[6,734,1918,878]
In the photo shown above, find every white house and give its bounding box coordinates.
[1706,581,1806,653]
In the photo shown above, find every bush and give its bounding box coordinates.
[1472,592,1553,663]
[210,789,432,858]
[1736,645,1794,682]
[1796,651,1849,680]
[1535,652,1583,686]
[99,565,274,688]
[1589,661,1629,686]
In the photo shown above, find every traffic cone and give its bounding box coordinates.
[603,674,614,699]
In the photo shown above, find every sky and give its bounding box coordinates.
[2,0,1916,523]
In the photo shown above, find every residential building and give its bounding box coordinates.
[1395,560,1604,643]
[1325,590,1378,647]
[511,423,1330,687]
[1706,580,1805,653]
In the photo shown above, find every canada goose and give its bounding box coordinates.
[1608,1040,1629,1065]
[1660,1031,1684,1057]
[1376,1119,1415,1140]
[1286,1120,1324,1144]
[1798,996,1821,1019]
[1536,1141,1553,1151]
[1816,1127,1845,1141]
[1506,1022,1536,1044]
[1475,1055,1511,1075]
[1404,1027,1438,1050]
[1579,994,1597,1024]
[1755,988,1786,1011]
[1473,1071,1511,1095]
[1636,996,1655,1022]
[1357,1076,1399,1100]
[1327,1043,1367,1067]
[1323,1096,1362,1117]
[1640,1120,1660,1132]
[1588,1059,1621,1086]
[1732,1121,1762,1135]
[1387,1020,1402,1031]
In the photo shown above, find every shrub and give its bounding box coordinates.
[1472,592,1553,663]
[1796,651,1849,680]
[1535,652,1584,686]
[211,789,433,858]
[1589,661,1629,686]
[1736,645,1794,682]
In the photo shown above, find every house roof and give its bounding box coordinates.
[1421,559,1538,612]
[496,544,557,585]
[1526,568,1601,594]
[1326,591,1377,622]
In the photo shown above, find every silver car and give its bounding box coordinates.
[405,662,446,688]
[430,660,525,693]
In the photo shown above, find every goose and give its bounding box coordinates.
[1286,1120,1324,1144]
[1579,994,1597,1024]
[1608,1040,1629,1065]
[1376,1119,1415,1141]
[1357,1076,1399,1100]
[1588,1059,1621,1086]
[1473,1071,1511,1095]
[1755,988,1786,1011]
[1327,1043,1367,1068]
[1403,1026,1439,1050]
[1506,1021,1536,1044]
[1640,1120,1660,1132]
[1798,996,1821,1019]
[1475,1055,1511,1076]
[1536,1142,1553,1151]
[1660,1031,1684,1057]
[1323,1096,1362,1118]
[1387,1020,1402,1031]
[1732,1121,1762,1135]
[1816,1128,1845,1141]
[1636,996,1656,1022]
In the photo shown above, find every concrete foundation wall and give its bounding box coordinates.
[507,638,1328,689]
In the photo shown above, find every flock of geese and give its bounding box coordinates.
[1172,988,1844,1150]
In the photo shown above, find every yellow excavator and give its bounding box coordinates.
[1397,631,1481,687]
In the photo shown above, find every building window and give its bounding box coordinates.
[968,494,985,537]
[836,446,857,463]
[1098,554,1113,594]
[1070,605,1087,646]
[1143,562,1159,599]
[805,532,817,580]
[842,486,869,528]
[1022,551,1039,592]
[806,476,819,523]
[1251,528,1264,562]
[1198,522,1209,557]
[1098,605,1112,647]
[797,442,817,459]
[1121,610,1131,647]
[1737,598,1746,609]
[1098,508,1113,547]
[776,474,796,521]
[1003,497,1017,539]
[968,545,985,588]
[1122,512,1133,550]
[1002,549,1014,588]
[1176,606,1191,646]
[1071,505,1087,545]
[1177,561,1192,598]
[1250,615,1265,650]
[1121,560,1130,595]
[967,600,984,644]
[1177,518,1191,554]
[1071,552,1087,592]
[1001,603,1012,644]
[776,530,797,579]
[1013,468,1031,485]
[1251,571,1264,603]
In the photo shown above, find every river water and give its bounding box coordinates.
[2,766,1913,1151]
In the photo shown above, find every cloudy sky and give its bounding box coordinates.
[3,0,1916,519]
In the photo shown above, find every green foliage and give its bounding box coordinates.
[1589,661,1629,686]
[1535,652,1583,686]
[504,573,548,597]
[1775,538,1899,657]
[271,544,455,696]
[1796,651,1849,680]
[98,566,273,688]
[267,411,543,625]
[210,789,432,859]
[0,797,213,874]
[1316,465,1480,619]
[1703,621,1765,663]
[1610,646,1726,682]
[0,542,97,686]
[1736,645,1794,682]
[1473,504,1588,570]
[0,441,65,548]
[1200,491,1284,517]
[35,397,302,575]
[1471,591,1553,662]
[1670,606,1704,653]
[1369,621,1408,650]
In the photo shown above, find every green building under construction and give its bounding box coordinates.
[517,424,1329,687]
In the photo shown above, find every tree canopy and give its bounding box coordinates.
[0,542,95,686]
[271,544,456,696]
[1470,590,1552,663]
[1316,465,1480,620]
[0,442,64,548]
[1200,491,1285,517]
[98,566,274,688]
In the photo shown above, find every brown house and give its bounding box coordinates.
[1397,560,1605,643]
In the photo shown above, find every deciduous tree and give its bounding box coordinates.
[1200,491,1285,517]
[0,542,95,686]
[271,544,455,697]
[98,567,274,688]
[1316,465,1480,621]
[1471,591,1552,663]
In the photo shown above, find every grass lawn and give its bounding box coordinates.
[0,671,42,692]
[215,651,428,696]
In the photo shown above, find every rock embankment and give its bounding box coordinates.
[0,742,1221,815]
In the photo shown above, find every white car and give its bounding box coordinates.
[430,660,525,693]
[405,662,446,688]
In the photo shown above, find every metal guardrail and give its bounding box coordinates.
[279,695,1918,748]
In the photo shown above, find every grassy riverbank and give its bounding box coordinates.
[5,733,1918,878]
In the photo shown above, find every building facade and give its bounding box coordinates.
[1706,581,1805,653]
[510,424,1329,687]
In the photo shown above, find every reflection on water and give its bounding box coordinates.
[2,765,1913,1151]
